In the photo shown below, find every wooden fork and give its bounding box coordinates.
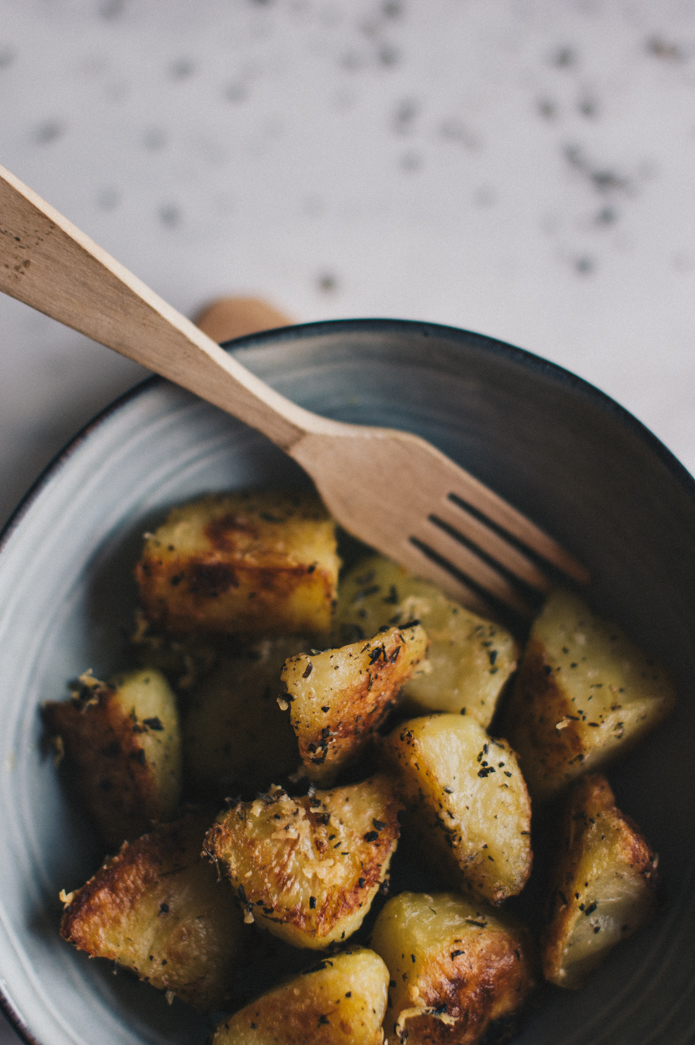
[0,165,588,618]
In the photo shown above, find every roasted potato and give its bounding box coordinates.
[280,623,428,784]
[212,947,389,1045]
[131,608,227,691]
[335,554,517,727]
[542,772,658,989]
[504,588,677,800]
[184,638,305,798]
[371,891,535,1045]
[60,812,245,1010]
[43,669,181,848]
[382,714,532,905]
[203,775,401,949]
[135,490,340,638]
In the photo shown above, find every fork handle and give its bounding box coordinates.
[0,165,334,450]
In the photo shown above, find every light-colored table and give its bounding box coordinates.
[1,1,693,1040]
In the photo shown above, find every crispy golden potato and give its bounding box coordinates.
[335,554,517,727]
[135,490,340,638]
[212,947,389,1045]
[184,638,305,798]
[203,776,401,949]
[43,669,181,848]
[281,623,428,784]
[371,892,535,1045]
[382,715,532,905]
[542,773,658,989]
[60,812,244,1010]
[504,588,677,801]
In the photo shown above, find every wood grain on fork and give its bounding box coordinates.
[0,165,588,618]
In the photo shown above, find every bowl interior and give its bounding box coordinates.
[1,319,694,1045]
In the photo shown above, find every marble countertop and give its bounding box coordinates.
[1,1,694,1041]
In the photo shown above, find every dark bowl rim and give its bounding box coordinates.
[2,317,693,565]
[1,313,694,1044]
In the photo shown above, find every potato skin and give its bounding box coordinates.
[382,715,532,905]
[504,588,676,800]
[203,776,401,949]
[335,554,517,727]
[212,948,389,1045]
[542,773,658,989]
[281,623,428,784]
[371,892,535,1045]
[135,490,340,638]
[60,812,244,1010]
[43,669,181,848]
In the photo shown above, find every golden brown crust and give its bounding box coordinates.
[60,812,244,1009]
[212,948,389,1045]
[403,936,529,1044]
[44,681,168,848]
[203,776,402,949]
[371,892,535,1045]
[61,820,179,945]
[135,491,339,637]
[282,624,428,782]
[138,556,330,630]
[542,773,658,988]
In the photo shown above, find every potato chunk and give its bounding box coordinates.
[131,610,225,691]
[281,623,428,784]
[43,669,181,848]
[542,773,658,989]
[203,776,401,949]
[212,947,389,1045]
[371,892,535,1045]
[60,812,245,1010]
[335,555,517,727]
[135,491,340,637]
[383,715,531,905]
[504,588,677,800]
[184,638,304,798]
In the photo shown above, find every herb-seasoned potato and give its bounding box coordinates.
[184,638,305,798]
[60,812,244,1010]
[371,891,535,1045]
[131,608,226,691]
[335,554,517,727]
[43,669,181,848]
[212,947,389,1045]
[135,491,340,638]
[280,623,428,784]
[203,775,401,949]
[542,773,658,989]
[383,715,532,905]
[504,588,677,801]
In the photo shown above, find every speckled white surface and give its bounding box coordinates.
[1,2,694,1041]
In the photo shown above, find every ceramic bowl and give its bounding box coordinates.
[0,319,694,1045]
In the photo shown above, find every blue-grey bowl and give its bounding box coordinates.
[0,318,693,1045]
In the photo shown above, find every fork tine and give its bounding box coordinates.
[447,473,590,586]
[410,518,536,617]
[392,541,496,618]
[432,498,553,593]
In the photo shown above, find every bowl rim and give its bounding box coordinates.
[2,317,694,566]
[1,315,694,1045]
